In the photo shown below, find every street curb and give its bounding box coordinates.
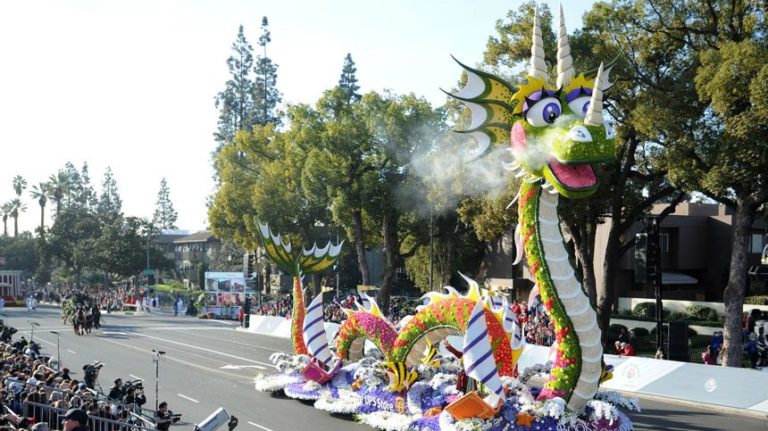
[611,389,768,420]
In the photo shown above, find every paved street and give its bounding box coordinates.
[7,304,767,431]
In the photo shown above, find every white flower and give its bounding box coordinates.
[254,374,302,392]
[314,392,361,414]
[519,363,551,384]
[594,391,641,412]
[356,411,414,431]
[539,397,566,419]
[429,372,457,390]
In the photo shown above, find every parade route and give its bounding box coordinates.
[8,304,767,431]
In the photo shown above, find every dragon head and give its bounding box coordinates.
[448,5,614,199]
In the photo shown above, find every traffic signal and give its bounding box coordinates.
[634,233,647,284]
[244,296,252,314]
[635,231,660,284]
[646,232,660,282]
[243,252,256,279]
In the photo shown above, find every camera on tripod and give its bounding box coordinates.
[83,362,103,372]
[121,379,143,393]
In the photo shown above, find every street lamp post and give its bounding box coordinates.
[335,230,340,296]
[153,349,166,411]
[429,207,434,292]
[28,321,39,343]
[50,331,61,371]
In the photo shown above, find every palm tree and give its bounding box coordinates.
[47,171,72,216]
[1,202,11,236]
[30,182,49,234]
[12,175,27,198]
[9,198,27,237]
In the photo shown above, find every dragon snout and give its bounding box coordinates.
[566,125,592,143]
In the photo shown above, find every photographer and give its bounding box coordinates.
[155,401,181,431]
[82,362,102,389]
[108,378,124,400]
[122,381,146,407]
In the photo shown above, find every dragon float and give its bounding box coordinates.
[253,6,637,431]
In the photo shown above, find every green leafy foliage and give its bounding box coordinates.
[685,305,719,322]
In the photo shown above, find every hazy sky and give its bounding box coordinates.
[0,0,592,235]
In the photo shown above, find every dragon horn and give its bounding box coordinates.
[529,4,548,80]
[584,63,605,126]
[556,4,575,89]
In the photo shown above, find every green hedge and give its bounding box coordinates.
[685,305,719,321]
[632,302,671,319]
[626,302,723,324]
[745,296,768,305]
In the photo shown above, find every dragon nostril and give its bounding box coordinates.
[567,125,593,143]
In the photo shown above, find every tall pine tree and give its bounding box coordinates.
[214,25,256,147]
[97,167,122,221]
[253,17,282,126]
[152,178,178,230]
[338,53,361,103]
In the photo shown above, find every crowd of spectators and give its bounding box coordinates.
[252,297,293,318]
[0,321,152,431]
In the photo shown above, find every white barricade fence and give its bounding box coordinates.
[242,315,768,415]
[518,344,768,414]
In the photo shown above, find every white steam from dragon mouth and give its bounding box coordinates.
[406,135,511,216]
[401,114,583,216]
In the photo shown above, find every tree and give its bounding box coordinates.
[356,92,447,312]
[253,17,282,126]
[301,88,378,287]
[209,124,275,252]
[12,175,27,198]
[576,0,766,366]
[214,25,256,147]
[0,235,39,275]
[62,162,84,211]
[94,217,158,281]
[46,209,101,287]
[152,178,178,230]
[97,167,123,221]
[338,53,361,104]
[29,182,49,235]
[47,169,73,217]
[78,162,98,210]
[8,198,26,237]
[1,202,11,236]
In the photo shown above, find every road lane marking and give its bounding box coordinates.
[97,336,258,381]
[102,331,127,335]
[129,375,143,381]
[37,338,57,347]
[171,329,283,352]
[248,422,273,431]
[219,365,266,370]
[67,349,77,354]
[177,393,199,403]
[130,333,273,369]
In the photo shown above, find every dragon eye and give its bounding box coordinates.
[567,95,591,118]
[525,97,561,127]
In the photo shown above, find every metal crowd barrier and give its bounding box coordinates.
[23,402,155,431]
[4,378,156,422]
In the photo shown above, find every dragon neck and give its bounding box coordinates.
[518,182,603,412]
[291,275,308,355]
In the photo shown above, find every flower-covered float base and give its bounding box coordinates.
[254,353,637,431]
